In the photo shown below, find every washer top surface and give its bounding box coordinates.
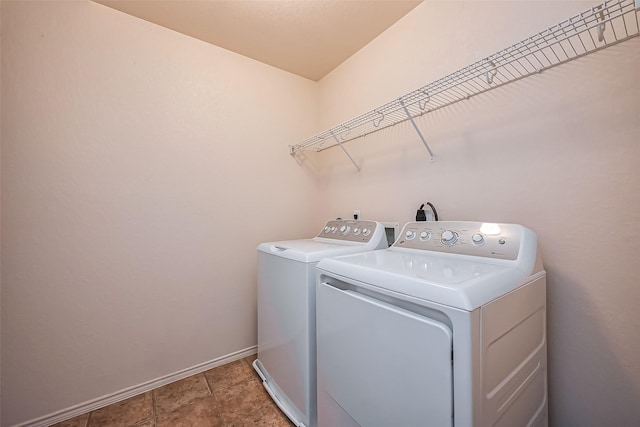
[258,219,387,263]
[316,221,543,310]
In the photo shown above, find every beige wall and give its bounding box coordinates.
[0,1,318,425]
[315,1,640,425]
[0,1,3,424]
[2,0,640,426]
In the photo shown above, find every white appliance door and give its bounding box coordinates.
[317,282,453,427]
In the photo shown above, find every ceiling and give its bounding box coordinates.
[94,0,423,81]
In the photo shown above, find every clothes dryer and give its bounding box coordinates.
[254,219,387,427]
[316,221,547,427]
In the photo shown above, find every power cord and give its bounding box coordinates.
[416,202,439,221]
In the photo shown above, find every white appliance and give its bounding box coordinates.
[254,219,388,427]
[316,221,547,427]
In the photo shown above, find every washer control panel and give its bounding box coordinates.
[395,221,522,260]
[317,220,379,243]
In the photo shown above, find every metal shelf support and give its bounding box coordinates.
[289,0,639,168]
[330,130,360,172]
[400,98,434,161]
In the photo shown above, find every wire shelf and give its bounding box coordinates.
[290,0,640,158]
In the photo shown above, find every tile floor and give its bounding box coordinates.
[51,354,293,427]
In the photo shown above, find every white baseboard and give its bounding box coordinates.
[13,345,257,427]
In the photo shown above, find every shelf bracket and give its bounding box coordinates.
[373,110,384,127]
[419,91,430,110]
[595,5,607,42]
[486,61,497,84]
[400,99,435,161]
[330,130,361,171]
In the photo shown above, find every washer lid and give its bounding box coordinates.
[258,220,388,263]
[258,239,376,263]
[316,249,538,311]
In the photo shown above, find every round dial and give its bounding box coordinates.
[353,227,361,235]
[324,226,331,233]
[330,226,337,233]
[441,230,458,245]
[405,230,416,240]
[362,228,371,236]
[419,231,431,240]
[340,225,351,235]
[472,233,484,244]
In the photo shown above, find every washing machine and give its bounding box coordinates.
[254,219,388,427]
[316,221,547,427]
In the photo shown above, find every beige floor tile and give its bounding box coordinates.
[205,359,255,392]
[50,413,89,427]
[56,358,277,426]
[242,353,257,366]
[153,374,211,416]
[214,377,271,424]
[228,398,293,427]
[156,396,223,427]
[243,354,262,382]
[88,392,153,427]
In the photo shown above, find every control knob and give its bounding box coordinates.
[405,230,416,240]
[472,233,484,245]
[419,231,431,240]
[441,230,458,245]
[340,225,351,235]
[324,226,331,233]
[353,227,361,235]
[362,228,371,236]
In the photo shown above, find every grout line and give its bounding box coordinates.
[151,389,158,425]
[202,372,213,396]
[208,388,225,426]
[203,369,215,395]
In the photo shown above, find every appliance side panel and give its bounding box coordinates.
[494,370,548,427]
[480,276,548,426]
[257,252,314,421]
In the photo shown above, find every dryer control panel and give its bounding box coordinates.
[317,220,381,244]
[394,221,524,260]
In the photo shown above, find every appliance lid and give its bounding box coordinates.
[257,219,388,263]
[258,239,377,263]
[316,248,541,311]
